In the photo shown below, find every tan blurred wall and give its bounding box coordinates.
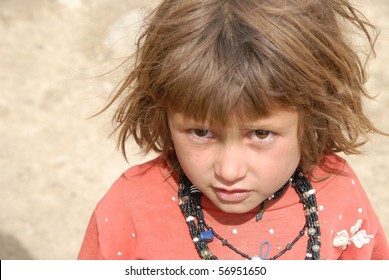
[0,0,388,259]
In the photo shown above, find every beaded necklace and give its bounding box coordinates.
[178,167,321,260]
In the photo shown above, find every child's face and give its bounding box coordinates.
[168,107,301,214]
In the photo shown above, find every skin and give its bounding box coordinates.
[168,108,301,214]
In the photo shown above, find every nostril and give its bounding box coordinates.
[214,163,246,186]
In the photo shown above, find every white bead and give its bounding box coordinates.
[312,245,320,252]
[186,216,195,222]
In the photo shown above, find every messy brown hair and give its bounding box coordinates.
[103,0,383,173]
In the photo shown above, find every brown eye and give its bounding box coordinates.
[193,129,209,137]
[254,130,270,139]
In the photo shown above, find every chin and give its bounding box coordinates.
[217,204,257,214]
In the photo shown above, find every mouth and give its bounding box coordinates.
[213,188,252,202]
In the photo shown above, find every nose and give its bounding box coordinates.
[214,144,247,185]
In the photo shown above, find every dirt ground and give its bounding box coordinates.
[0,0,388,260]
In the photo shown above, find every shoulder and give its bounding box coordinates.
[88,156,180,259]
[107,156,170,195]
[311,153,372,211]
[122,156,169,184]
[310,153,359,193]
[311,154,387,259]
[94,156,176,218]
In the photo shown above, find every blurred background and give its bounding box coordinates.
[0,0,388,259]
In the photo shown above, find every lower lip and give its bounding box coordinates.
[214,189,252,202]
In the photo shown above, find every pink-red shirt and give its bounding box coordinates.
[78,154,389,259]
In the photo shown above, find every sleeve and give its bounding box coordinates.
[320,155,389,260]
[335,160,389,260]
[77,172,140,260]
[77,211,104,260]
[370,218,389,259]
[337,212,389,260]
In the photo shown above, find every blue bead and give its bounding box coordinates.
[200,231,214,242]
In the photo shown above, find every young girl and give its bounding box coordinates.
[78,0,389,260]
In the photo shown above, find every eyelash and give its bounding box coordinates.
[188,129,274,144]
[251,130,273,142]
[188,129,215,142]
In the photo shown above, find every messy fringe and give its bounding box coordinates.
[101,0,384,173]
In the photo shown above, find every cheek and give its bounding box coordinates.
[176,148,208,173]
[172,141,214,190]
[276,137,301,176]
[284,137,301,158]
[257,137,300,179]
[278,136,300,161]
[172,137,204,172]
